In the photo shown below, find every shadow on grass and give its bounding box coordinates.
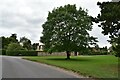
[46,57,93,62]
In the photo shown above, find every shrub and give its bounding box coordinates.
[6,50,19,56]
[6,50,37,56]
[0,49,6,55]
[2,49,6,55]
[115,52,120,57]
[7,43,24,51]
[20,51,37,56]
[0,50,1,55]
[79,51,109,55]
[90,52,109,55]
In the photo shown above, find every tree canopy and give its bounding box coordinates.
[41,4,98,59]
[32,43,39,50]
[0,34,19,49]
[1,34,36,51]
[20,37,32,50]
[97,2,120,57]
[7,43,23,51]
[9,34,18,43]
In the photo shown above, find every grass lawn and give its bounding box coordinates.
[23,55,118,78]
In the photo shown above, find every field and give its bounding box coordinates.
[23,55,118,78]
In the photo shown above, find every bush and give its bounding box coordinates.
[0,49,6,55]
[0,50,1,55]
[2,49,6,55]
[6,43,36,56]
[7,43,24,51]
[79,51,109,55]
[20,51,38,56]
[90,52,109,55]
[6,50,37,56]
[115,52,120,57]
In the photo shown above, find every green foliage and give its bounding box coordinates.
[0,34,19,50]
[97,2,120,57]
[47,48,53,54]
[21,51,37,56]
[6,43,37,56]
[90,52,109,55]
[0,36,9,49]
[41,4,98,54]
[9,34,18,43]
[6,50,37,56]
[0,49,6,55]
[20,37,32,50]
[0,37,2,49]
[80,51,109,55]
[6,50,20,56]
[97,2,120,36]
[32,43,39,50]
[7,43,24,51]
[2,49,6,55]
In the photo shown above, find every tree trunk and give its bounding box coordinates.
[66,51,70,59]
[74,51,77,56]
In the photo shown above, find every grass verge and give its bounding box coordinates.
[23,55,118,79]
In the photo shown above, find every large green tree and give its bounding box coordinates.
[97,2,120,57]
[41,4,97,59]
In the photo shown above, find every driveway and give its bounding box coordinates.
[2,56,83,78]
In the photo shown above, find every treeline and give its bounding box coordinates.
[0,34,38,56]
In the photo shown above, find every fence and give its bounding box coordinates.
[37,51,75,56]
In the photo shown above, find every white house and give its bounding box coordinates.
[36,43,44,51]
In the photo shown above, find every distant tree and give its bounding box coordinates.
[97,2,120,57]
[0,36,6,49]
[9,34,18,43]
[95,44,99,51]
[0,37,2,49]
[32,43,39,50]
[41,4,98,59]
[104,46,107,51]
[7,43,23,51]
[20,37,32,50]
[0,34,19,50]
[0,36,10,49]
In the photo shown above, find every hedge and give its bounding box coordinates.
[6,50,37,56]
[89,52,109,55]
[0,49,6,55]
[80,51,109,55]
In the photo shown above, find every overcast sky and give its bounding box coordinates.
[0,0,112,47]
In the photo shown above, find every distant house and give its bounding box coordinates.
[89,47,99,52]
[36,43,44,51]
[108,46,113,52]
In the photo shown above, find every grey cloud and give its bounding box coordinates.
[0,0,112,47]
[0,0,45,29]
[24,16,45,25]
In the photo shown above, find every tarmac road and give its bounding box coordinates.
[2,56,82,78]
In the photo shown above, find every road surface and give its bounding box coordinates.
[2,56,82,78]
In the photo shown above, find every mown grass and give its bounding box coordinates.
[23,55,118,78]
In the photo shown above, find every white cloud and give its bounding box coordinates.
[0,0,111,47]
